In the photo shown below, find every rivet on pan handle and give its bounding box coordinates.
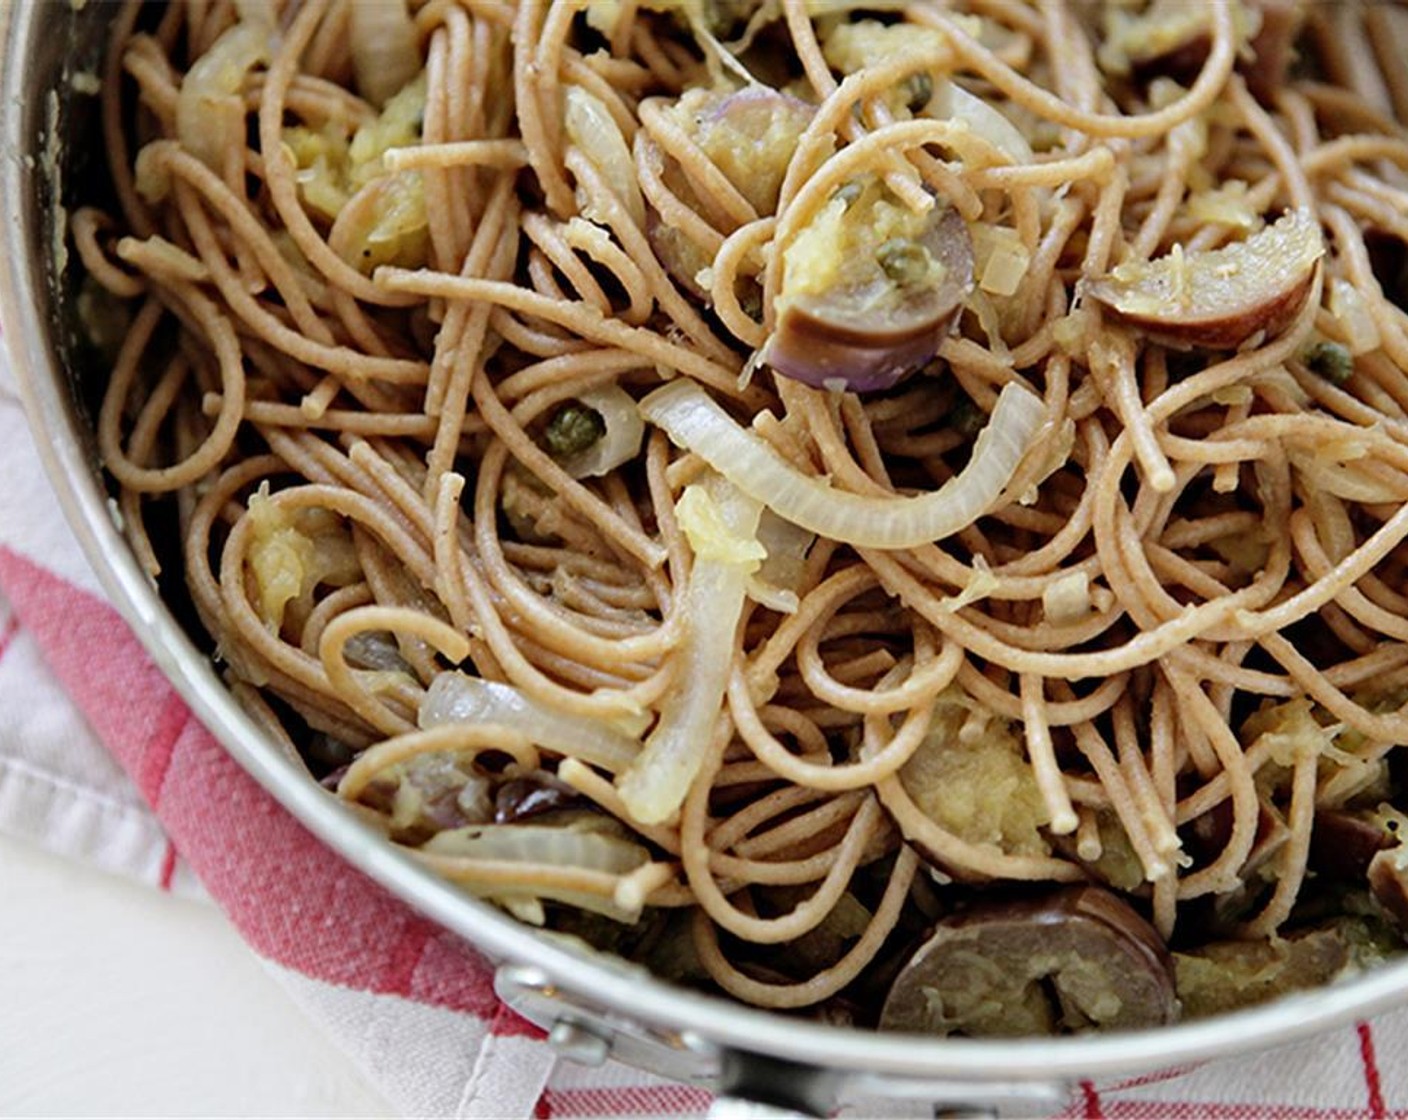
[495,963,724,1086]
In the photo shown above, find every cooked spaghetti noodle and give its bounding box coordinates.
[79,0,1408,1032]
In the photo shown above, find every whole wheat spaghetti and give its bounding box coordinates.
[80,0,1408,1033]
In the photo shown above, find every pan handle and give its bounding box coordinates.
[706,1097,818,1120]
[710,1050,842,1117]
[707,1098,1004,1120]
[496,963,1069,1118]
[708,1049,1040,1119]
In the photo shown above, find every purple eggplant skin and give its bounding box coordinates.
[766,205,975,394]
[1369,847,1408,931]
[1310,810,1394,880]
[763,306,953,394]
[646,87,814,298]
[494,772,586,823]
[878,885,1178,1036]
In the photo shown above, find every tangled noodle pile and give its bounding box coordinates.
[78,0,1408,1033]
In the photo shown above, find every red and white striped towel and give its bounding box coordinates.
[3,344,1408,1119]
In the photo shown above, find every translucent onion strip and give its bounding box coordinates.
[420,672,646,774]
[931,80,1033,167]
[419,822,669,923]
[639,380,1046,549]
[176,22,272,169]
[618,478,763,824]
[348,0,420,108]
[747,511,815,615]
[564,84,646,228]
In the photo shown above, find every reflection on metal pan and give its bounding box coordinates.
[6,5,1408,1116]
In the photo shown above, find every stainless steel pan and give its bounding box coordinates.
[6,4,1408,1115]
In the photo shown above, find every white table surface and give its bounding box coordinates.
[0,833,395,1118]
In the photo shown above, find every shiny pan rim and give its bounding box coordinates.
[5,0,1408,1091]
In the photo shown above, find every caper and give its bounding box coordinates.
[739,281,764,322]
[904,71,934,113]
[945,396,984,438]
[877,238,932,287]
[1305,339,1353,385]
[543,402,606,457]
[833,180,864,207]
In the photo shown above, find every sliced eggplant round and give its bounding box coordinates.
[1087,209,1323,350]
[646,86,814,297]
[766,179,975,392]
[1309,809,1395,880]
[878,886,1177,1036]
[692,87,815,216]
[1173,925,1355,1019]
[1369,846,1408,930]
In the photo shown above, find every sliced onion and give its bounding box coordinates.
[618,477,762,825]
[559,385,646,479]
[1287,448,1408,505]
[748,511,815,614]
[1329,277,1381,357]
[420,672,645,773]
[674,480,766,565]
[1043,570,1092,626]
[583,0,627,36]
[424,820,647,871]
[349,0,420,109]
[639,380,1045,550]
[176,22,272,169]
[1015,415,1076,507]
[930,80,1032,167]
[344,630,413,674]
[971,222,1031,298]
[421,821,654,922]
[563,84,646,229]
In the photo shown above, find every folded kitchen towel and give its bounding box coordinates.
[4,346,1408,1120]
